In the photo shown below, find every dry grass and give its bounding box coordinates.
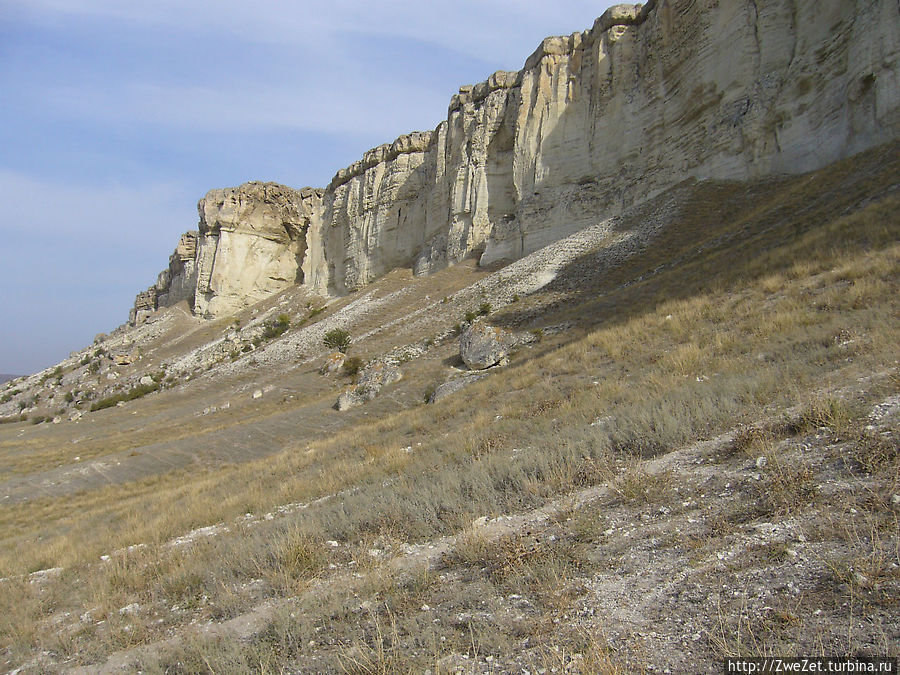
[0,145,898,671]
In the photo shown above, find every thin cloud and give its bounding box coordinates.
[0,170,194,240]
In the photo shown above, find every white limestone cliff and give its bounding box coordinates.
[131,0,900,321]
[192,182,322,317]
[311,0,899,295]
[129,232,198,325]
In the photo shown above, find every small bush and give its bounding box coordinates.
[342,356,363,378]
[464,310,478,323]
[323,328,352,353]
[261,315,291,341]
[30,415,47,425]
[0,415,25,425]
[64,391,74,403]
[90,382,159,411]
[478,302,492,316]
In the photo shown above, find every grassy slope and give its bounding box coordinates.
[0,143,898,672]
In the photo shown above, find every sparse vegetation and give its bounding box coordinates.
[323,328,352,353]
[0,147,898,672]
[90,381,160,411]
[261,314,291,340]
[342,356,363,377]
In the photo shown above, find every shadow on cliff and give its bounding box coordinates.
[488,141,900,353]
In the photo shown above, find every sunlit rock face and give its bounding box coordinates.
[134,0,899,316]
[306,0,899,295]
[193,183,322,318]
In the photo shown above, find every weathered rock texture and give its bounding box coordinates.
[460,321,513,370]
[132,0,900,320]
[336,361,402,410]
[305,0,899,296]
[193,183,323,317]
[129,232,198,325]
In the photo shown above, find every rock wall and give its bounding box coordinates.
[129,232,198,325]
[132,0,900,318]
[310,0,899,294]
[157,232,199,309]
[193,182,322,317]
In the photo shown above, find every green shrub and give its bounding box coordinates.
[478,302,492,316]
[464,310,478,323]
[323,328,352,353]
[64,391,75,403]
[261,314,291,341]
[342,356,363,377]
[90,382,159,412]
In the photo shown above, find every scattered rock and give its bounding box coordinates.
[139,375,154,386]
[429,374,485,403]
[460,320,513,370]
[336,361,402,410]
[113,353,133,366]
[252,389,263,399]
[320,352,346,375]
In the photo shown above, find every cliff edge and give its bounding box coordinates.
[131,0,900,321]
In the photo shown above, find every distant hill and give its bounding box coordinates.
[0,374,19,384]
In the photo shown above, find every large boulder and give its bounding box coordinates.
[460,321,512,370]
[336,361,402,410]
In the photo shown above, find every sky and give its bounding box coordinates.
[0,0,615,375]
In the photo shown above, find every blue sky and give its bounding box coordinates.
[0,0,614,375]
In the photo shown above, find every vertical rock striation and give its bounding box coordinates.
[129,232,198,325]
[131,0,900,322]
[192,183,322,317]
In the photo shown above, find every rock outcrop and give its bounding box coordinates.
[336,361,402,410]
[129,232,198,325]
[460,321,513,370]
[131,0,900,322]
[193,183,323,317]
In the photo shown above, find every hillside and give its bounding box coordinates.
[1,141,898,673]
[1,0,899,672]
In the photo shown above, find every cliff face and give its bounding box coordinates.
[129,232,198,325]
[193,183,323,318]
[131,0,900,321]
[317,0,899,292]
